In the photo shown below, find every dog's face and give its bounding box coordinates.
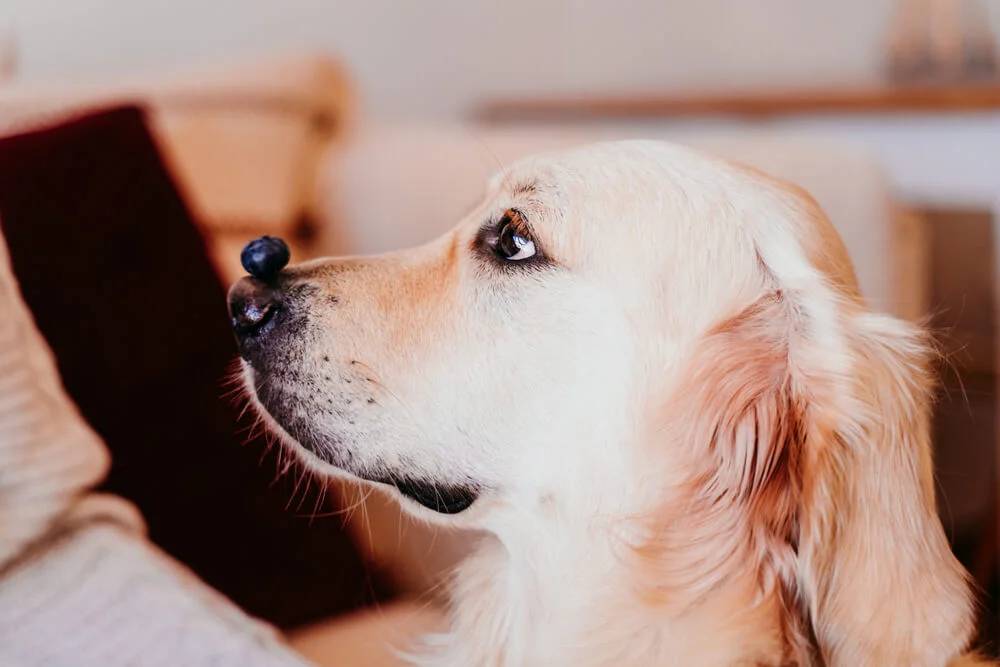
[231,142,776,522]
[230,141,977,664]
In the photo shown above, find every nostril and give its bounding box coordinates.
[228,278,282,340]
[231,300,279,337]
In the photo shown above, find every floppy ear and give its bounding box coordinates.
[637,292,815,660]
[640,289,982,664]
[796,310,978,665]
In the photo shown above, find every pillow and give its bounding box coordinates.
[0,106,392,628]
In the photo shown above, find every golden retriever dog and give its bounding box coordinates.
[229,141,991,666]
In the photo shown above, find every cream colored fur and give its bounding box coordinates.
[241,141,990,666]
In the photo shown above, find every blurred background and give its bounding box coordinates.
[2,0,999,120]
[0,0,997,658]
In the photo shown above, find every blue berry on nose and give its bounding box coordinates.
[240,236,290,281]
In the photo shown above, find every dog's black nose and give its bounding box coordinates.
[240,236,290,282]
[228,277,281,340]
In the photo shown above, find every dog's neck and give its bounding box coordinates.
[414,502,791,667]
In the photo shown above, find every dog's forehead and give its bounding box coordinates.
[492,140,778,230]
[486,141,714,237]
[505,141,856,272]
[493,141,700,197]
[476,141,862,324]
[487,141,755,258]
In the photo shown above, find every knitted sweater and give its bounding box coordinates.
[0,230,312,667]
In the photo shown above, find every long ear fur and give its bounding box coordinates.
[645,292,985,665]
[637,292,816,664]
[797,310,979,665]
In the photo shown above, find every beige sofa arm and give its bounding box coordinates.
[289,601,446,667]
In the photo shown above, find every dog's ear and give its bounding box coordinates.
[795,310,977,665]
[649,291,980,665]
[679,292,803,513]
[637,292,814,659]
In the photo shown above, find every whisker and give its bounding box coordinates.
[301,483,375,519]
[353,359,419,422]
[459,126,512,192]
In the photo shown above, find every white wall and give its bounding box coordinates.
[6,0,998,120]
[2,0,998,206]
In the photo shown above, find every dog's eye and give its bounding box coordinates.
[494,213,536,262]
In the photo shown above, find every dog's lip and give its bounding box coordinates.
[239,375,479,514]
[364,473,480,514]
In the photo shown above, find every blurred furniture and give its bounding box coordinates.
[885,0,998,82]
[478,82,1000,121]
[0,52,353,281]
[288,602,446,667]
[921,208,997,634]
[475,89,1000,214]
[991,194,1000,642]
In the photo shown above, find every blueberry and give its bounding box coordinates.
[240,236,290,281]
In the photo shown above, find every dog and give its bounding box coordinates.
[229,141,991,666]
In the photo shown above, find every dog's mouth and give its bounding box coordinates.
[244,370,480,515]
[365,473,480,514]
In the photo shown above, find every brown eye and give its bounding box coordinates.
[494,212,536,262]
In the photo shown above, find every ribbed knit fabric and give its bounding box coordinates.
[0,228,313,666]
[0,227,112,569]
[0,522,311,667]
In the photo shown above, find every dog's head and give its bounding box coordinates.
[229,141,976,663]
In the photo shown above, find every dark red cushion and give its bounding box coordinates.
[0,105,393,628]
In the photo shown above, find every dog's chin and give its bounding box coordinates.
[282,430,481,515]
[241,367,480,515]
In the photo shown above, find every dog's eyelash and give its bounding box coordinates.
[501,209,530,236]
[479,209,524,243]
[476,210,545,264]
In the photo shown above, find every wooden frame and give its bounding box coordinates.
[477,83,1000,122]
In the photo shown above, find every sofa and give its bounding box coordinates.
[0,54,924,665]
